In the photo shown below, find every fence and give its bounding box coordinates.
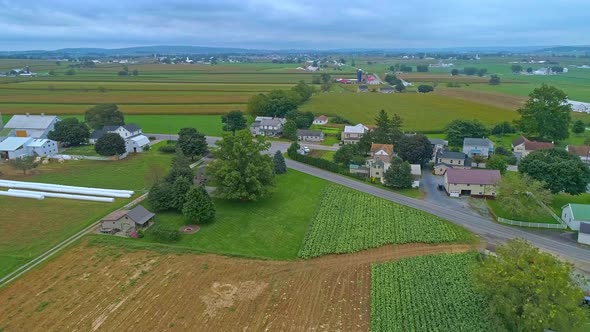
[497,217,567,229]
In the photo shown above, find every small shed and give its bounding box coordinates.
[579,222,590,245]
[561,203,590,231]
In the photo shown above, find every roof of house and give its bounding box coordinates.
[566,204,590,221]
[4,115,59,130]
[410,164,422,176]
[90,129,106,139]
[445,168,501,185]
[315,115,328,121]
[102,124,141,133]
[0,137,33,151]
[428,138,448,145]
[260,118,285,127]
[101,209,130,221]
[463,138,493,146]
[580,222,590,234]
[344,123,368,134]
[524,140,554,151]
[26,139,53,147]
[437,150,467,160]
[126,205,155,225]
[512,136,527,147]
[370,143,394,156]
[129,135,150,147]
[297,129,323,137]
[567,145,590,157]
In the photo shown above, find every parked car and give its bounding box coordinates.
[303,146,310,153]
[437,184,445,191]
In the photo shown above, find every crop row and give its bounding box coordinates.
[371,253,493,332]
[298,185,472,258]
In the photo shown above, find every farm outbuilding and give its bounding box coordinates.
[0,137,58,160]
[100,205,155,236]
[561,203,590,231]
[579,222,590,245]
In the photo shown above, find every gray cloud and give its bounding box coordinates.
[1,0,589,50]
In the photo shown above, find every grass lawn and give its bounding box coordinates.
[487,199,557,224]
[62,144,99,156]
[139,170,329,260]
[0,143,173,279]
[551,193,590,215]
[320,136,340,146]
[300,92,517,132]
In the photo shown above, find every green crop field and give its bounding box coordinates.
[300,92,517,132]
[0,143,173,280]
[371,253,493,332]
[138,170,329,260]
[298,185,473,258]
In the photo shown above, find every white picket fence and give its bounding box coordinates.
[497,217,567,229]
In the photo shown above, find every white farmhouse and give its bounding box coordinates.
[90,124,150,153]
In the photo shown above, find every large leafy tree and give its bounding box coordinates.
[246,90,301,117]
[291,81,315,102]
[519,148,590,194]
[47,117,90,146]
[84,104,124,130]
[445,119,489,146]
[182,186,215,224]
[94,133,125,156]
[273,150,287,174]
[485,155,508,174]
[165,149,193,184]
[208,130,275,201]
[396,134,432,165]
[333,143,364,166]
[497,174,552,217]
[383,157,413,188]
[475,239,588,332]
[221,110,247,135]
[147,181,174,212]
[282,120,298,140]
[177,127,207,160]
[516,84,571,141]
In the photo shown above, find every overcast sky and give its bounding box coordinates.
[2,0,590,51]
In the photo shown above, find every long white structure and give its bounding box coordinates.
[0,190,44,200]
[8,189,114,203]
[0,180,132,198]
[0,180,133,195]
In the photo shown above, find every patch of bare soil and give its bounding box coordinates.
[0,241,474,332]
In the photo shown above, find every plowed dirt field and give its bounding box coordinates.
[0,241,474,332]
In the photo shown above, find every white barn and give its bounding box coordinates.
[3,114,60,139]
[561,203,590,231]
[0,137,58,160]
[579,222,590,245]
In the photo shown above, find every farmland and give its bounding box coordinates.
[371,253,494,331]
[0,143,173,280]
[0,238,473,331]
[298,185,473,258]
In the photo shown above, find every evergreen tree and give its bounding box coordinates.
[572,120,586,134]
[147,181,174,212]
[166,149,193,183]
[273,150,287,174]
[171,176,192,211]
[182,186,215,224]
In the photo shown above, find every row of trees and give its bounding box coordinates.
[247,81,316,118]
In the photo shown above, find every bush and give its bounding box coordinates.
[148,136,157,140]
[332,115,351,124]
[95,133,126,156]
[289,145,346,174]
[158,145,177,153]
[417,85,434,93]
[149,225,180,242]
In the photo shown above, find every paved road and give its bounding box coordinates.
[150,133,590,273]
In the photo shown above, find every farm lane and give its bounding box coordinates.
[148,133,590,273]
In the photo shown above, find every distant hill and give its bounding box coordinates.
[536,46,590,54]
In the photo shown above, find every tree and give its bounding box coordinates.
[132,69,139,76]
[182,186,215,224]
[221,110,247,135]
[488,74,501,85]
[177,127,207,160]
[519,148,590,194]
[384,73,401,86]
[333,143,362,166]
[147,181,174,212]
[394,83,405,92]
[463,67,478,75]
[491,121,516,136]
[171,176,192,211]
[416,64,429,72]
[396,134,432,165]
[445,119,489,146]
[166,149,193,183]
[145,164,166,186]
[417,85,434,93]
[572,119,586,134]
[11,156,38,174]
[383,157,413,188]
[497,174,552,216]
[517,84,571,141]
[474,239,588,332]
[399,64,412,72]
[551,66,564,73]
[84,104,125,130]
[486,155,507,174]
[450,69,459,76]
[282,120,298,140]
[273,150,287,174]
[65,68,76,75]
[526,67,533,73]
[246,90,301,117]
[47,117,90,146]
[370,110,404,146]
[94,133,125,156]
[472,155,485,167]
[511,64,523,73]
[208,131,275,201]
[477,68,488,77]
[291,81,315,102]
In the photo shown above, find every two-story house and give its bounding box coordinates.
[341,124,368,144]
[433,150,472,175]
[512,136,554,160]
[463,138,494,158]
[90,123,150,153]
[428,137,448,161]
[249,117,286,137]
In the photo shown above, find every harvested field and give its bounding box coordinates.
[0,240,474,332]
[434,87,526,110]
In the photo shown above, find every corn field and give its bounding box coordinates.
[298,185,472,258]
[371,253,494,332]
